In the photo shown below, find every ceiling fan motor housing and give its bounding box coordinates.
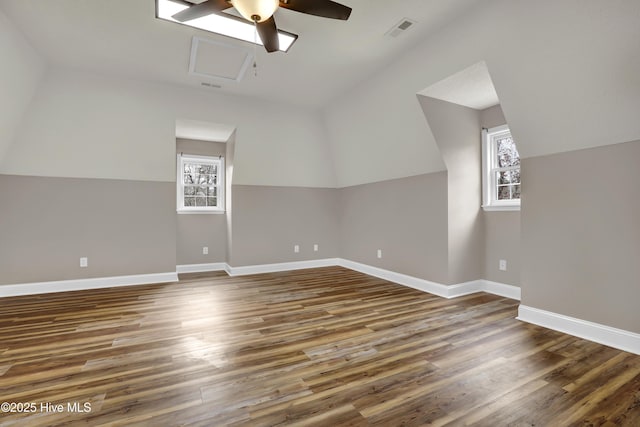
[232,0,279,23]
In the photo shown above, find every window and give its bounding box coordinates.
[177,154,224,213]
[482,125,521,211]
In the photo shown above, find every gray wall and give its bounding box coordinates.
[0,175,176,285]
[480,104,521,285]
[229,185,339,266]
[419,96,484,284]
[225,133,236,263]
[176,214,226,265]
[176,138,227,265]
[338,173,449,284]
[484,212,521,285]
[521,139,640,333]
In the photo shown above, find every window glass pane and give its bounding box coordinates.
[206,186,217,197]
[495,135,520,168]
[497,185,512,200]
[184,186,196,196]
[497,184,521,200]
[513,184,521,199]
[199,164,215,175]
[497,170,520,185]
[183,171,194,184]
[184,197,196,207]
[206,197,217,207]
[195,197,206,207]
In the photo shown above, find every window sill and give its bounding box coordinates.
[177,210,226,215]
[482,204,520,212]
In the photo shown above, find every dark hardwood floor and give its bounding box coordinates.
[1,266,639,426]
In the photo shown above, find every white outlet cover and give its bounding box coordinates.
[499,259,507,271]
[313,244,318,252]
[203,246,209,255]
[294,245,300,253]
[80,257,88,268]
[377,249,382,259]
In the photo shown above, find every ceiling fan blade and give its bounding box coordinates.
[172,0,231,22]
[256,16,279,53]
[279,0,352,20]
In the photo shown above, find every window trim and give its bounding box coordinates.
[176,153,225,214]
[482,125,521,211]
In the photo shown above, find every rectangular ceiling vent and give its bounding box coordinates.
[385,18,416,38]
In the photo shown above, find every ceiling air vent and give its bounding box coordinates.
[385,18,416,38]
[201,82,222,89]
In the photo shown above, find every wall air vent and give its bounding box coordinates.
[385,18,416,38]
[201,82,222,89]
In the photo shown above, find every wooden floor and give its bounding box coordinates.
[1,267,639,426]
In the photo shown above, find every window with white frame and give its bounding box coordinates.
[482,125,521,210]
[177,154,224,213]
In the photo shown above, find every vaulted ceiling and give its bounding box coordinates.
[2,0,640,188]
[0,0,482,108]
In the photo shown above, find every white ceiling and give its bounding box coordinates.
[418,61,499,111]
[175,119,235,142]
[0,0,482,108]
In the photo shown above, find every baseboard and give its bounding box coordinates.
[337,259,452,297]
[226,258,340,276]
[482,279,521,300]
[0,259,520,302]
[517,305,640,355]
[446,280,484,298]
[177,263,227,274]
[335,259,519,300]
[0,272,179,298]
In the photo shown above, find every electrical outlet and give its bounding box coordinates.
[294,245,300,253]
[203,246,208,255]
[377,249,382,259]
[80,257,88,268]
[313,244,318,252]
[499,259,507,271]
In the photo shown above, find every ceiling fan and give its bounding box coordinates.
[172,0,352,53]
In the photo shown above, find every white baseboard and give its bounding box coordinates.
[226,258,340,276]
[0,259,520,304]
[336,259,519,301]
[0,272,178,298]
[446,280,484,298]
[177,263,226,274]
[517,305,640,355]
[337,259,452,297]
[482,279,521,300]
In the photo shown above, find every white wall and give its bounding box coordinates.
[1,68,335,187]
[0,7,46,164]
[324,0,640,188]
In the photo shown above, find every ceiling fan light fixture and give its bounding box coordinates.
[156,0,297,52]
[232,0,279,23]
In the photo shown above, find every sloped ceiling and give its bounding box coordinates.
[418,61,498,111]
[0,0,483,108]
[325,0,640,187]
[0,6,45,166]
[2,1,640,188]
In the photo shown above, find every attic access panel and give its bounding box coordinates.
[189,36,253,83]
